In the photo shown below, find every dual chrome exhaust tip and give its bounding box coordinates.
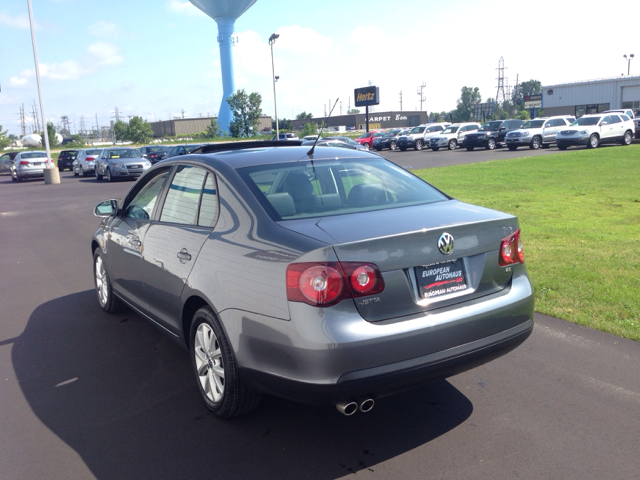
[336,397,375,416]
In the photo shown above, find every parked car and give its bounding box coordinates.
[428,123,481,151]
[603,109,635,119]
[323,136,368,150]
[354,130,381,150]
[138,145,170,164]
[302,135,322,142]
[272,132,299,141]
[372,128,409,151]
[397,124,450,151]
[504,116,575,150]
[555,113,635,150]
[11,151,51,182]
[73,148,103,177]
[95,147,152,182]
[0,152,19,175]
[165,144,207,159]
[57,150,79,172]
[300,139,363,150]
[91,142,534,418]
[464,119,524,150]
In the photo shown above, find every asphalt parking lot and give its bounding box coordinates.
[1,150,639,479]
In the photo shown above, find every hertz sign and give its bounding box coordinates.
[354,86,380,107]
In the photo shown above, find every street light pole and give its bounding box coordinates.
[623,54,635,75]
[269,33,279,140]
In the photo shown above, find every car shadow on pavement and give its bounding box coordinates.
[14,291,473,479]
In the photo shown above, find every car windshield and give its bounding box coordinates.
[358,132,372,139]
[330,137,358,146]
[22,152,47,159]
[238,158,448,221]
[86,149,102,155]
[442,126,459,134]
[480,121,503,131]
[521,120,544,129]
[571,117,601,126]
[410,126,426,134]
[107,149,142,158]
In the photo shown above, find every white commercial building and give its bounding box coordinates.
[542,76,640,118]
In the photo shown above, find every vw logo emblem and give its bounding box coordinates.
[438,232,454,255]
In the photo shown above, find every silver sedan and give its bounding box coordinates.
[92,143,534,418]
[95,147,151,182]
[73,148,103,177]
[11,151,51,182]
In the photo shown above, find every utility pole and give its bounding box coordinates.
[79,116,86,135]
[495,57,506,105]
[32,101,40,133]
[95,113,100,141]
[399,90,403,110]
[181,109,186,119]
[19,104,26,135]
[417,82,426,111]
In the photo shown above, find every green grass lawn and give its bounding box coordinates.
[414,145,640,342]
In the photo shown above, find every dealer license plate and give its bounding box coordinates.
[415,259,468,299]
[33,162,42,166]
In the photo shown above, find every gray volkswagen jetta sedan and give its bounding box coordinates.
[92,141,534,418]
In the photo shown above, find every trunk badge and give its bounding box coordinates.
[438,233,454,255]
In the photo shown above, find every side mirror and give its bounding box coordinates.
[601,121,609,125]
[94,199,118,218]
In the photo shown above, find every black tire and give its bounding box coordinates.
[414,140,423,151]
[93,249,125,314]
[58,166,63,172]
[447,139,457,150]
[466,146,474,151]
[96,169,103,181]
[399,146,407,151]
[431,147,439,151]
[106,168,114,182]
[73,169,79,177]
[587,134,599,149]
[390,141,397,151]
[622,130,632,146]
[363,143,370,150]
[190,307,262,418]
[529,136,541,150]
[11,174,17,182]
[557,145,568,150]
[486,138,496,150]
[375,147,382,151]
[16,175,23,182]
[507,145,518,151]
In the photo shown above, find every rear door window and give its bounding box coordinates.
[160,166,207,225]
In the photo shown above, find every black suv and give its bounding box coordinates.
[464,119,524,150]
[57,150,79,171]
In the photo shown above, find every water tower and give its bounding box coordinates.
[189,0,258,134]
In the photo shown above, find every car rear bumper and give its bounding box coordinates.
[222,266,534,405]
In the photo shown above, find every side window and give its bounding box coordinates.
[609,115,621,124]
[198,174,219,227]
[160,165,207,225]
[600,116,611,125]
[124,169,170,220]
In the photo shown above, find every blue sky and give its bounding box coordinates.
[1,0,638,136]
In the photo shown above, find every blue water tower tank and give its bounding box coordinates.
[189,0,258,135]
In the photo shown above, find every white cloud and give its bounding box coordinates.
[88,21,121,38]
[167,0,203,16]
[8,42,124,86]
[0,13,32,29]
[274,26,333,54]
[347,25,386,45]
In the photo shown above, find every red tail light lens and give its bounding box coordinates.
[499,229,525,266]
[286,261,385,307]
[19,160,30,166]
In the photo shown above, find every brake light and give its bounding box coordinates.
[86,156,95,161]
[499,229,525,266]
[286,261,385,307]
[19,160,30,166]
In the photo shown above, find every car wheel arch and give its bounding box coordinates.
[182,295,218,350]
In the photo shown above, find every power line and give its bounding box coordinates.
[417,82,426,111]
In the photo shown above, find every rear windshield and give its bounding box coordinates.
[480,121,503,131]
[238,158,448,220]
[86,149,102,155]
[22,152,47,159]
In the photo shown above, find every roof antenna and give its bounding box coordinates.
[308,98,339,159]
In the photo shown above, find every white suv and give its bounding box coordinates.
[428,123,481,151]
[505,116,575,150]
[555,113,635,149]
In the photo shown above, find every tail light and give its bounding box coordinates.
[499,229,525,266]
[86,156,96,161]
[286,262,385,307]
[19,160,30,166]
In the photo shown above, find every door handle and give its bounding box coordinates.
[177,249,192,263]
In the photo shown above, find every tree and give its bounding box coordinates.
[512,79,542,109]
[516,109,531,120]
[45,122,57,148]
[296,111,313,119]
[113,120,128,143]
[301,122,318,137]
[0,125,10,150]
[453,87,481,122]
[127,116,154,144]
[227,89,263,138]
[203,118,222,138]
[347,108,360,114]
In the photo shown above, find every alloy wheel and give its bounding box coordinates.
[194,323,225,403]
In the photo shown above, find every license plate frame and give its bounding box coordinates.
[415,258,468,299]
